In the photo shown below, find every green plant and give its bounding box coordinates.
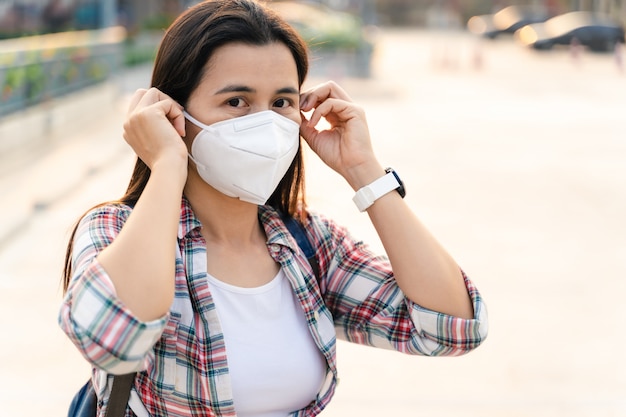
[303,14,366,50]
[24,62,45,102]
[123,44,157,67]
[141,14,176,31]
[2,67,25,100]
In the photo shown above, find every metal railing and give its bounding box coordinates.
[0,26,126,117]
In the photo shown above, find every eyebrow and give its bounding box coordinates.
[276,87,299,95]
[214,85,299,95]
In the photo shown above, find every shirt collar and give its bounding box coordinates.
[258,205,297,250]
[177,199,297,253]
[178,196,202,239]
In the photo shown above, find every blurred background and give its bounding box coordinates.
[1,0,626,416]
[1,0,626,117]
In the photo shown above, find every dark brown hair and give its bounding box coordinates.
[63,0,310,292]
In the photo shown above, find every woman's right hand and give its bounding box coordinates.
[123,88,189,178]
[98,88,189,321]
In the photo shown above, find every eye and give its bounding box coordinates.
[273,98,292,109]
[226,97,245,107]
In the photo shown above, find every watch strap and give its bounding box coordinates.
[352,172,401,212]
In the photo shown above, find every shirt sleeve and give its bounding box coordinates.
[58,205,168,374]
[307,212,488,357]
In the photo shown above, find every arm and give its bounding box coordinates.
[306,212,487,356]
[300,82,473,320]
[362,180,473,319]
[96,88,188,321]
[59,205,169,373]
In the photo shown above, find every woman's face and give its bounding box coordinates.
[184,41,301,145]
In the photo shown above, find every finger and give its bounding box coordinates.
[134,88,186,135]
[168,104,186,137]
[299,112,317,141]
[300,81,352,111]
[142,88,183,109]
[127,88,148,114]
[315,80,352,100]
[307,98,354,127]
[146,99,186,137]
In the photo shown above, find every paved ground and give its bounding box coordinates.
[1,28,625,416]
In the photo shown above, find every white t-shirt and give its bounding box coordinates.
[207,269,327,416]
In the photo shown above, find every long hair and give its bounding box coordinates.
[62,0,310,292]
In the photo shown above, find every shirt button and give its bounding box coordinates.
[270,246,280,253]
[313,311,320,321]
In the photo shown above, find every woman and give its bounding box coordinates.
[59,1,488,416]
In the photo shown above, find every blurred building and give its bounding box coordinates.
[0,0,192,39]
[2,0,624,38]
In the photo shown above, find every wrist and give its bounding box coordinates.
[151,154,188,187]
[345,161,385,191]
[352,167,406,212]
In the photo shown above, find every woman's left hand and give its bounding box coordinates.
[301,83,474,320]
[299,81,383,190]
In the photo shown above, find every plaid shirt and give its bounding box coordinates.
[59,198,488,417]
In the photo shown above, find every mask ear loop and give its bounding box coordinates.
[183,110,209,168]
[183,110,211,130]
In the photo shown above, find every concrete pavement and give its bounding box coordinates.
[1,29,626,416]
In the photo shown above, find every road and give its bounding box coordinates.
[1,28,625,416]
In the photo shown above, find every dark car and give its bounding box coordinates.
[516,11,625,52]
[467,5,550,39]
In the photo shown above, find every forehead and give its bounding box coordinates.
[200,42,299,92]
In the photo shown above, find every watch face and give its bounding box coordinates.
[385,168,406,198]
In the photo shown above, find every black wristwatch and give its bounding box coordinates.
[385,167,406,198]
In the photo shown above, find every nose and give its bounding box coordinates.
[250,105,273,114]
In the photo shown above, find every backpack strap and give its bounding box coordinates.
[104,373,135,417]
[282,215,321,284]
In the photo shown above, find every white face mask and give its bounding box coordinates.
[184,110,300,205]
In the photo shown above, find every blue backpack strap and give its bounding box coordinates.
[282,216,321,284]
[68,373,135,417]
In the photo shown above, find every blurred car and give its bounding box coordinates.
[515,11,625,52]
[467,5,550,39]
